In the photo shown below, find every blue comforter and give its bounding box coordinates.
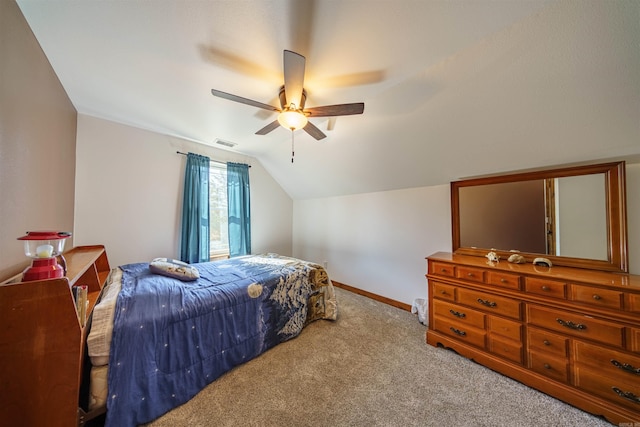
[104,254,336,427]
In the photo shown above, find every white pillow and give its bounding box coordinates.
[149,258,199,281]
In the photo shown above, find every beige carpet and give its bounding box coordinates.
[145,287,613,427]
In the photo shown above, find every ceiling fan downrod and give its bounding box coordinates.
[291,129,295,163]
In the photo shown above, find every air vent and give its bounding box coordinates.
[215,138,237,148]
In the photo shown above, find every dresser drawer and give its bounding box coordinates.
[527,326,568,358]
[431,261,455,278]
[486,271,521,290]
[489,335,523,364]
[574,367,640,412]
[432,316,486,348]
[528,349,569,383]
[488,316,522,341]
[432,282,456,301]
[628,293,640,313]
[433,299,485,329]
[570,284,623,310]
[525,277,567,299]
[458,288,522,320]
[631,328,640,353]
[456,266,485,284]
[527,305,625,348]
[574,341,640,380]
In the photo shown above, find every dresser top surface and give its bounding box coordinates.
[427,251,640,290]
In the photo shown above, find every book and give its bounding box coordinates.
[74,284,88,327]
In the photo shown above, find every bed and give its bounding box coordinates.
[86,253,337,427]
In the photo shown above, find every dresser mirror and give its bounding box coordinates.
[451,161,628,272]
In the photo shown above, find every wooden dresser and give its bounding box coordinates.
[426,251,640,425]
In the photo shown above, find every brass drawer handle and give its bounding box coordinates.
[556,318,586,330]
[449,327,466,336]
[541,286,550,291]
[476,298,497,308]
[500,278,507,283]
[543,340,551,346]
[611,359,640,375]
[612,387,640,404]
[592,294,601,300]
[467,273,474,277]
[543,363,551,370]
[449,309,466,319]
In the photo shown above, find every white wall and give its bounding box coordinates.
[74,115,292,268]
[0,0,77,279]
[74,113,640,304]
[293,185,451,305]
[293,162,640,305]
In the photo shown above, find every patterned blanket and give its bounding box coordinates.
[104,254,336,426]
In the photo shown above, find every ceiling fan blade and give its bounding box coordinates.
[305,103,364,117]
[211,89,279,112]
[303,121,327,140]
[283,50,306,108]
[288,1,315,62]
[255,120,281,135]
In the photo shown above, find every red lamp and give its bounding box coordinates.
[17,231,71,281]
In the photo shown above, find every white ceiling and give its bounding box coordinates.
[16,0,640,199]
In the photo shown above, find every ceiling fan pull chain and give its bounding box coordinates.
[291,129,295,163]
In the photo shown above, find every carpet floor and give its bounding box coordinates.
[144,287,613,427]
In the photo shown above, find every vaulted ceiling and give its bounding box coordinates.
[16,0,640,199]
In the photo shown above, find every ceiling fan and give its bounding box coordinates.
[211,50,365,141]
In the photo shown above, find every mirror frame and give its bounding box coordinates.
[451,161,628,272]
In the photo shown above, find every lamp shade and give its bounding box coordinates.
[17,231,71,259]
[277,110,308,131]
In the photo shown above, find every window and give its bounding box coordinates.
[209,164,229,257]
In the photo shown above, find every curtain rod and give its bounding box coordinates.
[176,151,251,167]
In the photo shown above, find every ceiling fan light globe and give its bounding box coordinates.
[278,110,308,131]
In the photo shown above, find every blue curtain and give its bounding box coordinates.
[227,162,251,257]
[180,153,210,263]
